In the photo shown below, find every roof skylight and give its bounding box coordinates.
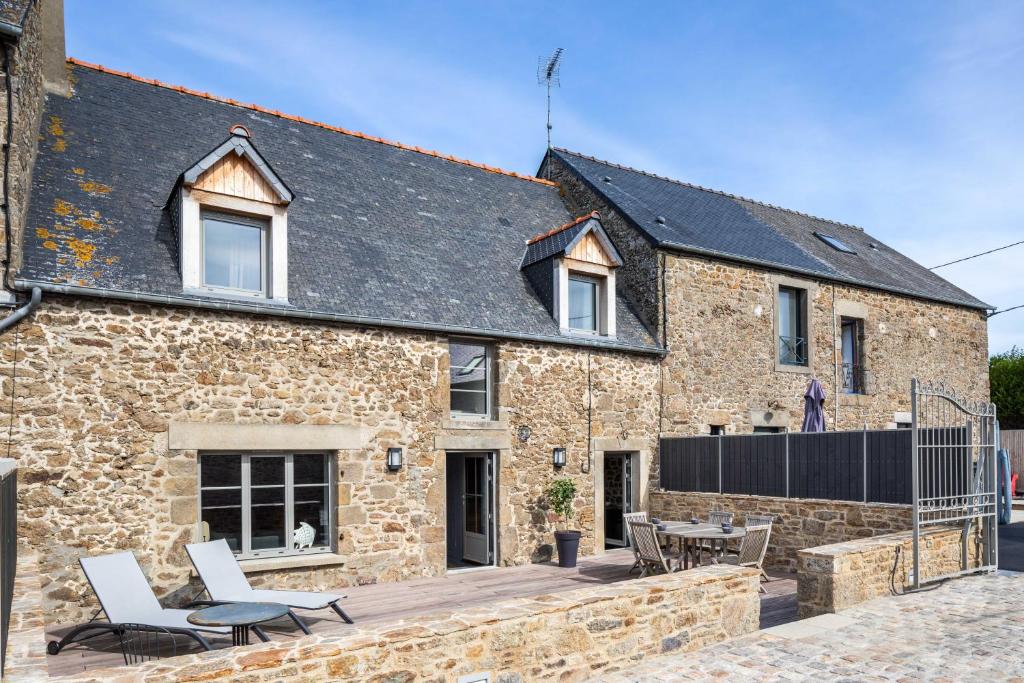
[815,232,856,254]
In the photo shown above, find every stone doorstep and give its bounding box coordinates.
[760,611,857,639]
[40,564,761,681]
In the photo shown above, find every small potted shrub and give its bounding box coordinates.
[547,478,580,568]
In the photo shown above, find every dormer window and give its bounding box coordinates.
[520,212,623,338]
[170,126,292,303]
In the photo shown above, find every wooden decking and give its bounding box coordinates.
[45,548,797,678]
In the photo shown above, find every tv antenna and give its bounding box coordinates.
[537,48,564,151]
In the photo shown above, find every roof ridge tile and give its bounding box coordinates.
[66,57,559,189]
[553,147,864,232]
[526,211,599,245]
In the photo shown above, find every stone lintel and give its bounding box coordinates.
[434,433,511,451]
[590,437,648,452]
[168,422,367,451]
[750,409,790,428]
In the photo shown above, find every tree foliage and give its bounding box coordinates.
[991,347,1024,430]
[546,478,577,528]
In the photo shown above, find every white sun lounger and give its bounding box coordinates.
[185,539,352,634]
[47,551,235,656]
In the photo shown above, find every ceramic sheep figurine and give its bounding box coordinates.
[293,521,316,549]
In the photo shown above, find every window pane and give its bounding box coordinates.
[294,453,328,485]
[778,287,797,338]
[251,456,284,486]
[451,390,487,415]
[200,454,240,488]
[568,277,597,331]
[293,485,328,549]
[203,216,263,292]
[251,484,286,551]
[201,488,242,552]
[449,342,489,416]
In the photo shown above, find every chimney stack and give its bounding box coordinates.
[40,0,67,96]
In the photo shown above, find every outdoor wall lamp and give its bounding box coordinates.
[552,447,567,468]
[387,447,403,471]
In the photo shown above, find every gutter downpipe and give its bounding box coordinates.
[0,286,39,333]
[832,284,840,429]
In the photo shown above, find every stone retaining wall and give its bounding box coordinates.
[797,525,983,617]
[7,564,759,682]
[650,490,912,571]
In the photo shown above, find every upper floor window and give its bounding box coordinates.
[449,340,493,419]
[199,452,334,560]
[202,212,267,296]
[174,127,292,303]
[777,285,808,366]
[568,274,600,332]
[840,317,866,394]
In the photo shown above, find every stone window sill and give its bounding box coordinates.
[236,552,345,574]
[443,418,509,431]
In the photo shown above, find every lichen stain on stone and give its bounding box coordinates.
[75,217,100,231]
[78,181,112,195]
[42,240,58,250]
[72,168,85,176]
[35,227,51,239]
[105,256,119,265]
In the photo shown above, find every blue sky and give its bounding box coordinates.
[66,1,1024,354]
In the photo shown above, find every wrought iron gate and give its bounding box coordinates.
[911,379,998,588]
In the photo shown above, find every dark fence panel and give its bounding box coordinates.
[789,431,864,502]
[0,465,16,677]
[865,429,912,503]
[721,434,787,497]
[659,436,718,493]
[661,429,915,505]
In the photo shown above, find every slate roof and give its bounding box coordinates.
[550,148,990,310]
[18,63,660,353]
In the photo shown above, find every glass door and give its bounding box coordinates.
[604,454,632,547]
[462,454,491,564]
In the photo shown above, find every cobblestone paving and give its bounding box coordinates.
[593,574,1024,682]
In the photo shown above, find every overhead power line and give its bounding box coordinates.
[930,239,1024,270]
[988,304,1024,319]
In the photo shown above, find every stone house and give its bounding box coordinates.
[0,1,989,624]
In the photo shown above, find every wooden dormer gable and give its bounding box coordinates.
[520,212,623,270]
[182,127,292,205]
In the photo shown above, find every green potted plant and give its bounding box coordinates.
[547,477,580,568]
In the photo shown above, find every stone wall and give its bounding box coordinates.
[0,0,48,283]
[657,253,989,440]
[17,565,759,682]
[2,296,660,625]
[650,490,912,571]
[797,525,983,617]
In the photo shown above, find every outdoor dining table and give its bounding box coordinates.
[656,522,747,570]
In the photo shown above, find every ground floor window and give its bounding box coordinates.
[199,452,334,559]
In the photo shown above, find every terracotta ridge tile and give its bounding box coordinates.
[526,210,599,245]
[66,57,559,189]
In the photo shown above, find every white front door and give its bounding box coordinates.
[462,454,491,564]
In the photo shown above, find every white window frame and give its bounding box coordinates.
[198,451,335,560]
[449,340,494,421]
[180,187,289,303]
[200,211,268,297]
[555,259,616,337]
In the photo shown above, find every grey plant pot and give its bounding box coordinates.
[554,530,582,568]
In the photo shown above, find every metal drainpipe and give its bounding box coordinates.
[2,40,14,291]
[0,286,40,333]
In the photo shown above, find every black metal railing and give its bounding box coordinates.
[0,461,16,677]
[778,335,807,366]
[843,362,865,394]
